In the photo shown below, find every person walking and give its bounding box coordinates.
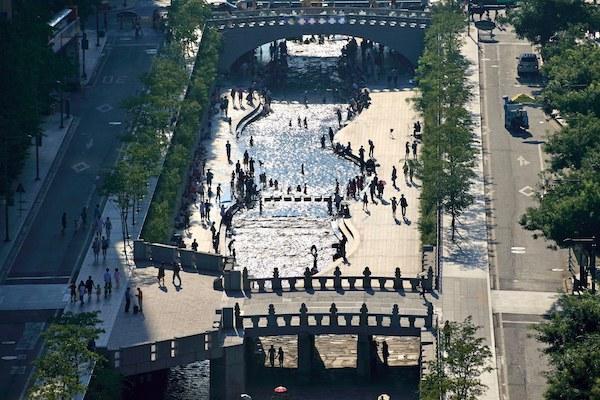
[391,197,398,219]
[101,236,109,261]
[114,268,121,289]
[124,287,131,313]
[403,161,409,183]
[391,166,397,189]
[191,238,199,252]
[405,141,410,159]
[103,268,112,297]
[412,141,418,159]
[216,184,222,203]
[400,194,408,217]
[104,217,112,240]
[268,345,276,367]
[278,347,284,367]
[320,134,326,149]
[368,139,375,158]
[69,282,76,303]
[85,276,94,299]
[409,163,415,184]
[362,192,369,212]
[225,141,231,163]
[173,262,182,286]
[382,340,390,366]
[358,145,365,172]
[158,263,165,287]
[78,280,86,305]
[329,127,335,143]
[95,284,102,301]
[92,237,100,262]
[136,288,143,313]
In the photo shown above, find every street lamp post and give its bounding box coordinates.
[34,133,40,181]
[81,31,88,80]
[2,135,10,242]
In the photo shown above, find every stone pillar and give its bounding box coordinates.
[298,333,315,381]
[356,333,373,379]
[210,344,246,400]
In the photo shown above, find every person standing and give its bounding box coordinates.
[391,166,397,189]
[225,141,232,163]
[391,197,398,218]
[368,139,375,158]
[216,184,222,203]
[320,134,326,149]
[403,161,409,183]
[173,262,182,286]
[136,288,143,313]
[329,127,335,143]
[205,200,211,221]
[412,141,418,159]
[85,276,94,299]
[382,340,390,366]
[191,239,199,252]
[124,287,131,313]
[400,194,408,217]
[278,347,284,367]
[358,145,365,172]
[92,237,100,262]
[362,192,369,212]
[268,345,276,367]
[69,282,77,303]
[409,163,415,184]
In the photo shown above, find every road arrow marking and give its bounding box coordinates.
[85,138,94,150]
[517,156,530,166]
[519,186,535,197]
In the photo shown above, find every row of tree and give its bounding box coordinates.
[102,0,220,245]
[414,2,476,245]
[508,2,600,399]
[509,1,600,247]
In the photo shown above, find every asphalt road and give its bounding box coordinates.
[479,25,567,400]
[3,13,162,284]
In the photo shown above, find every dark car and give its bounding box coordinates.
[517,53,539,77]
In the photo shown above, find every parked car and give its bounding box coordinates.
[517,53,539,76]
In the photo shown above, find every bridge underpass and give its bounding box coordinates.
[207,7,431,71]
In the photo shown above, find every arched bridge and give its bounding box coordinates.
[207,7,432,71]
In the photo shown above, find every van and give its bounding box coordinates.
[517,53,539,76]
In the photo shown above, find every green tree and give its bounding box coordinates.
[29,312,104,400]
[534,293,600,400]
[421,317,493,400]
[507,0,595,47]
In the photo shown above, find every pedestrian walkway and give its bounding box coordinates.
[333,88,422,277]
[182,91,261,253]
[440,33,500,400]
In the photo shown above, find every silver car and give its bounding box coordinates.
[517,53,539,76]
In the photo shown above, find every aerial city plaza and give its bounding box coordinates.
[1,0,600,399]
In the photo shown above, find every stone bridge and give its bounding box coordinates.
[207,7,431,71]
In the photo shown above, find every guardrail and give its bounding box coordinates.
[107,330,221,376]
[249,0,427,9]
[133,239,225,272]
[226,301,433,336]
[223,265,434,292]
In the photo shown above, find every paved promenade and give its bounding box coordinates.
[441,33,500,400]
[334,88,422,277]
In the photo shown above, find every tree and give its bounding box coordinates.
[534,293,600,400]
[507,0,595,47]
[421,317,493,400]
[29,312,104,400]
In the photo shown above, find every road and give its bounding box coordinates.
[479,25,568,400]
[3,8,162,284]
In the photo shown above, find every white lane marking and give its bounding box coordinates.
[2,356,18,361]
[108,121,122,126]
[517,155,530,166]
[1,341,16,345]
[511,246,526,254]
[551,268,564,272]
[71,162,90,173]
[519,186,535,197]
[537,143,545,171]
[86,138,94,150]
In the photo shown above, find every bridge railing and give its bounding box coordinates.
[107,330,221,376]
[224,265,434,293]
[251,0,427,9]
[208,7,431,22]
[227,302,433,336]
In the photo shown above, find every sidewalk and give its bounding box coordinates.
[81,28,108,86]
[333,88,422,277]
[440,33,500,400]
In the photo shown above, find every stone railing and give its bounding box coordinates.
[209,7,431,22]
[223,301,433,337]
[223,265,434,293]
[107,330,221,376]
[133,240,225,273]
